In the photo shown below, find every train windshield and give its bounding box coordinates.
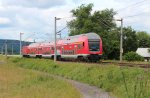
[88,41,100,51]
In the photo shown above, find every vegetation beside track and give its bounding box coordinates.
[0,56,82,98]
[7,56,150,98]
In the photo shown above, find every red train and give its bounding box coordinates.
[22,33,103,62]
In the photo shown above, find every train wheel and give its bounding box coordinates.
[57,56,61,61]
[77,56,84,62]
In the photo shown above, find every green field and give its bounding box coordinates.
[1,56,150,98]
[0,56,82,98]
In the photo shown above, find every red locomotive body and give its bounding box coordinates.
[22,33,102,62]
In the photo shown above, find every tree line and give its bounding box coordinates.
[67,3,150,59]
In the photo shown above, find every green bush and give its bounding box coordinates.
[124,51,144,61]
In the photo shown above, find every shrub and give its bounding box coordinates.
[123,51,144,61]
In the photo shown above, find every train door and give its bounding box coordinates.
[48,47,51,55]
[47,47,51,55]
[38,47,42,54]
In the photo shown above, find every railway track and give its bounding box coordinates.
[58,60,150,68]
[101,61,150,68]
[118,62,150,68]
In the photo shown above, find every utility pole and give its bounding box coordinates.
[116,18,123,62]
[11,43,13,55]
[54,17,61,62]
[54,17,57,62]
[20,32,23,56]
[120,18,123,62]
[5,40,7,57]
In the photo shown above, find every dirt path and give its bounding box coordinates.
[0,59,114,98]
[50,75,114,98]
[68,79,113,98]
[0,61,5,64]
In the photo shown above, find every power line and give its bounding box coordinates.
[57,26,68,33]
[97,17,114,29]
[116,0,148,12]
[123,12,149,19]
[23,32,36,41]
[60,16,75,20]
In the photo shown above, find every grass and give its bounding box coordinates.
[0,56,82,98]
[5,56,150,98]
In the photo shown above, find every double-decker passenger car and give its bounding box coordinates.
[22,32,102,62]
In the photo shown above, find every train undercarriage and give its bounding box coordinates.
[22,54,101,62]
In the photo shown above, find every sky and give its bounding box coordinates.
[0,0,149,42]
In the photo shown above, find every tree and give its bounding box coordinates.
[106,27,138,59]
[68,3,118,59]
[123,27,138,53]
[136,31,150,48]
[68,3,94,35]
[67,3,142,59]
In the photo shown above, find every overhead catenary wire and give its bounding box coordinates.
[122,12,149,19]
[23,32,36,41]
[115,0,149,20]
[57,25,68,34]
[96,16,115,29]
[23,32,50,42]
[116,0,148,12]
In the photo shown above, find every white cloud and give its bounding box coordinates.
[0,0,150,41]
[1,0,66,8]
[0,17,11,24]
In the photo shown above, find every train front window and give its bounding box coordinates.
[88,41,100,51]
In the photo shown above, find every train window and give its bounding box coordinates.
[73,50,74,54]
[38,48,42,51]
[83,42,84,46]
[51,47,54,50]
[78,44,82,49]
[57,46,61,50]
[88,41,100,51]
[78,44,80,49]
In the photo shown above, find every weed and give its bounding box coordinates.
[7,57,150,98]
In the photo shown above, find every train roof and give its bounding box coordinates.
[28,43,40,47]
[57,33,101,44]
[67,32,100,40]
[27,33,101,47]
[28,42,54,47]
